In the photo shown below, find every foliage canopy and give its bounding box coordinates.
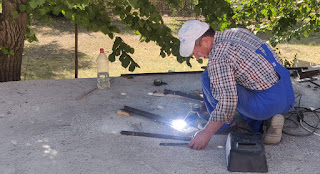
[2,0,320,71]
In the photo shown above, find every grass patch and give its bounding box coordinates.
[21,17,319,81]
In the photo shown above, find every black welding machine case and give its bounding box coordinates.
[225,132,268,172]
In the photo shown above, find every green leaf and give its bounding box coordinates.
[26,5,32,13]
[39,8,47,15]
[129,48,134,54]
[19,5,27,12]
[9,50,14,56]
[61,10,66,16]
[11,11,19,18]
[100,25,109,35]
[128,0,138,7]
[122,56,130,68]
[53,7,61,16]
[29,0,37,9]
[2,47,9,54]
[108,33,114,39]
[115,48,121,56]
[187,61,192,67]
[108,53,115,62]
[129,62,136,72]
[197,59,203,64]
[38,0,46,6]
[119,54,125,62]
[160,51,165,58]
[135,30,140,35]
[126,6,131,13]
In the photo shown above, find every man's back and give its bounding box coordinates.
[208,28,281,91]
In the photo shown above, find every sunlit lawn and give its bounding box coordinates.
[21,17,320,80]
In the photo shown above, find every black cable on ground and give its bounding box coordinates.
[282,94,320,137]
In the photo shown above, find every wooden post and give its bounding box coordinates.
[75,23,78,78]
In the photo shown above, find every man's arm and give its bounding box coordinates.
[189,121,224,150]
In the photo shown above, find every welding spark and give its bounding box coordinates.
[171,119,187,131]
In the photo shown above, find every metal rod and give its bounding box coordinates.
[76,87,98,100]
[123,106,172,125]
[163,89,203,101]
[121,71,203,77]
[159,142,189,146]
[75,23,78,78]
[308,80,320,88]
[120,131,192,141]
[299,79,320,88]
[298,70,320,79]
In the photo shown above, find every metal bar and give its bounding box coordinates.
[163,89,203,101]
[75,23,78,78]
[76,87,98,100]
[308,80,320,88]
[120,71,203,77]
[287,67,308,70]
[299,79,320,88]
[159,142,189,146]
[298,70,320,79]
[120,131,192,141]
[123,106,172,125]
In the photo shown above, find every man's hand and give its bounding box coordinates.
[189,121,224,150]
[189,129,212,150]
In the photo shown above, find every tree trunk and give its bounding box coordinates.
[0,0,28,82]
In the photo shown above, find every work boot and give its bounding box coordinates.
[263,114,285,145]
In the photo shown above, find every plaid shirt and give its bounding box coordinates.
[207,28,281,123]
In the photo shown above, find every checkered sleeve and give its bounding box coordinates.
[208,44,238,123]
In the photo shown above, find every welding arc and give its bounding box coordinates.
[120,131,192,141]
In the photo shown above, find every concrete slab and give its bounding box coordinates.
[0,72,319,174]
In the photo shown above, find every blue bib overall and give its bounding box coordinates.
[201,38,295,132]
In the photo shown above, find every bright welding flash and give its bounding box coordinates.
[171,119,187,131]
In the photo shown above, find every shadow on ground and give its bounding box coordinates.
[32,17,134,37]
[22,41,92,80]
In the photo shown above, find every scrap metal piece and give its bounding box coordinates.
[120,131,192,141]
[123,106,172,125]
[299,79,320,88]
[163,89,203,101]
[154,79,167,86]
[120,71,203,77]
[76,87,98,100]
[293,69,320,79]
[307,80,320,88]
[159,142,189,146]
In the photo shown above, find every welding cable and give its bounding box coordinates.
[290,107,320,136]
[282,94,320,136]
[298,108,320,130]
[298,108,320,136]
[283,112,314,137]
[300,120,320,136]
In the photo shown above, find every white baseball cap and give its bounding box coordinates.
[178,20,209,57]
